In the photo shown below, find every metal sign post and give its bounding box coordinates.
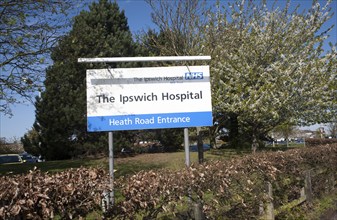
[108,132,114,204]
[184,128,190,167]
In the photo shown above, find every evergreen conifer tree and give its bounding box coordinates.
[35,0,137,160]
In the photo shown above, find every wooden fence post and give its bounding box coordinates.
[264,168,334,219]
[304,170,313,203]
[261,182,275,220]
[327,172,335,193]
[193,202,205,220]
[266,182,275,220]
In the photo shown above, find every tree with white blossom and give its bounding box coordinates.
[205,0,337,151]
[142,0,336,151]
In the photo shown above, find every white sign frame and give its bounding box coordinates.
[86,65,212,131]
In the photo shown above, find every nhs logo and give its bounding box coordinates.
[185,72,204,80]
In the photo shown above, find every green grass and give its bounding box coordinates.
[275,190,337,219]
[0,150,230,176]
[111,151,228,177]
[0,157,105,175]
[0,146,298,176]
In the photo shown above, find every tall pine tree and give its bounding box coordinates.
[35,0,137,160]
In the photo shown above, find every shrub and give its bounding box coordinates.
[107,144,337,219]
[0,144,336,219]
[0,167,109,219]
[305,138,337,147]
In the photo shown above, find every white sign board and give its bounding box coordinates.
[86,66,212,131]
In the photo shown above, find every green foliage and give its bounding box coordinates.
[156,128,184,152]
[34,0,137,160]
[20,128,41,156]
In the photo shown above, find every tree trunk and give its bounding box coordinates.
[228,114,239,148]
[252,134,258,154]
[209,127,216,148]
[197,127,204,163]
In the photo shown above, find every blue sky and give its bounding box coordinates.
[0,0,154,141]
[0,0,336,141]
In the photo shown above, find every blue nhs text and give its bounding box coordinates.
[185,72,203,80]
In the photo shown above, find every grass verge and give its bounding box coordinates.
[0,149,235,176]
[275,190,337,219]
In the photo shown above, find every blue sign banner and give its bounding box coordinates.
[87,111,213,131]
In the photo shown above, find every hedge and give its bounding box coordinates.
[0,144,336,219]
